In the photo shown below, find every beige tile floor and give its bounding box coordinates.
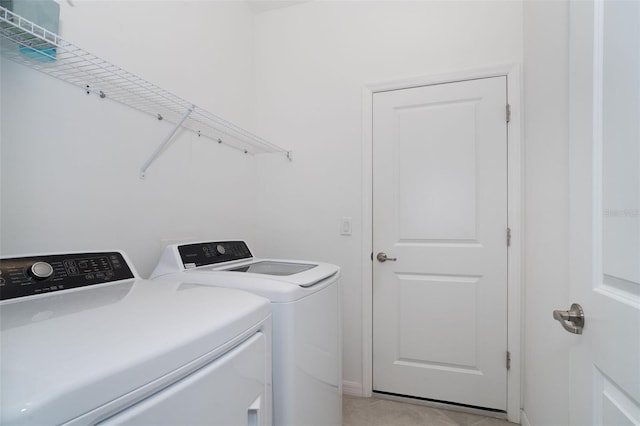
[343,395,519,426]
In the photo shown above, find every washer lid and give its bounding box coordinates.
[168,259,339,303]
[0,279,270,426]
[226,261,316,276]
[218,259,339,289]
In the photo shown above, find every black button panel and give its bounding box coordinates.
[178,241,253,268]
[0,252,135,301]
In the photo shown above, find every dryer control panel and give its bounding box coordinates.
[178,241,253,268]
[0,252,135,301]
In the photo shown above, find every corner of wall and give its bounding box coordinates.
[342,381,365,397]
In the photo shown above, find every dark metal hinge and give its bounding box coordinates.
[506,104,511,123]
[507,351,511,370]
[507,227,512,247]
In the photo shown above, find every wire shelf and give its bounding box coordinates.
[0,6,291,174]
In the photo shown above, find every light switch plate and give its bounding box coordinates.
[341,217,352,236]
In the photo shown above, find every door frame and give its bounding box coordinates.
[360,64,523,423]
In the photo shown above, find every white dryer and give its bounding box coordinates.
[151,240,342,426]
[0,250,272,426]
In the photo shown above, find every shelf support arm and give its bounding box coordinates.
[140,106,194,179]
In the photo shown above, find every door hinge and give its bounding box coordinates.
[506,104,511,123]
[371,252,373,261]
[506,351,511,370]
[507,227,511,247]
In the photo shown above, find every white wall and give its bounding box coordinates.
[250,0,523,395]
[0,1,259,276]
[522,1,571,424]
[601,0,640,284]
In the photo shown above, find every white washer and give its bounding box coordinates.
[151,240,342,426]
[0,250,272,426]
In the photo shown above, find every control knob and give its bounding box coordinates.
[29,262,54,280]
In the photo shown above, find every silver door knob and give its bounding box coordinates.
[376,252,397,262]
[552,303,584,334]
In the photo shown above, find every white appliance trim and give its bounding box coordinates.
[360,64,523,424]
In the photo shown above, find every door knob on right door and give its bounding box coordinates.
[553,303,585,334]
[376,252,397,262]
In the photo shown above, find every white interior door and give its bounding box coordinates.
[568,1,640,424]
[372,77,509,411]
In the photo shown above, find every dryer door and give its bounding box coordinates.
[97,332,270,426]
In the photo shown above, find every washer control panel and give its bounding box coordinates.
[178,241,253,268]
[0,252,135,301]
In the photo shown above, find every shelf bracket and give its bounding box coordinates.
[140,106,194,179]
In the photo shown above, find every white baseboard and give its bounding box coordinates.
[521,409,531,426]
[342,380,364,396]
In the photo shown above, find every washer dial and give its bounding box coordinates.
[29,262,54,280]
